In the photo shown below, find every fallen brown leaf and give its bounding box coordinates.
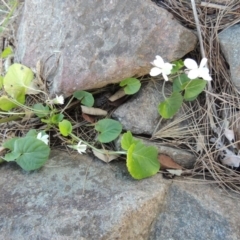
[158,154,182,170]
[82,113,95,123]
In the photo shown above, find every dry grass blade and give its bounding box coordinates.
[157,0,240,193]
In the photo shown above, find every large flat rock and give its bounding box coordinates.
[1,150,240,239]
[0,150,169,239]
[15,0,197,96]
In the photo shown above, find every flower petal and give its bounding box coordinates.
[162,72,169,81]
[184,58,198,70]
[163,63,173,74]
[187,69,199,79]
[199,58,208,69]
[153,55,165,68]
[200,68,212,81]
[150,67,162,76]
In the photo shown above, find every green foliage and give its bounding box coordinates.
[121,131,140,150]
[172,73,190,92]
[3,136,50,171]
[50,113,64,124]
[158,92,183,119]
[0,76,3,90]
[121,131,160,179]
[171,59,184,74]
[1,47,13,59]
[0,95,17,111]
[182,79,207,101]
[73,90,94,107]
[95,119,122,143]
[59,120,72,136]
[119,78,141,95]
[33,103,50,118]
[3,63,34,100]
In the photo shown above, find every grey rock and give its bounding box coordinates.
[149,182,240,240]
[0,150,169,240]
[113,81,167,135]
[1,150,240,239]
[219,24,240,91]
[112,81,189,136]
[15,0,197,96]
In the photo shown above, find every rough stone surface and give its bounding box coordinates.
[219,24,240,91]
[15,0,197,96]
[112,81,189,136]
[1,150,240,239]
[149,182,240,240]
[0,150,169,240]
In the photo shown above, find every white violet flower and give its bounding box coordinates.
[37,132,49,145]
[184,58,212,81]
[68,141,87,154]
[46,95,64,105]
[150,55,173,81]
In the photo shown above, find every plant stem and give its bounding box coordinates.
[69,133,126,155]
[162,80,166,99]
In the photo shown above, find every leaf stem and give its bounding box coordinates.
[69,133,126,155]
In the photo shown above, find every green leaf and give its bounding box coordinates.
[50,113,64,124]
[3,151,21,162]
[3,137,50,171]
[172,74,190,92]
[183,79,207,101]
[26,129,38,137]
[119,78,141,95]
[158,92,183,119]
[59,120,72,136]
[16,137,50,171]
[3,63,34,100]
[0,95,17,111]
[95,119,122,143]
[0,76,3,90]
[121,131,140,151]
[3,137,18,149]
[1,46,13,58]
[127,142,159,179]
[33,103,50,118]
[73,90,94,107]
[171,59,184,74]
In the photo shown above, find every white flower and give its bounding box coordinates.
[68,141,87,154]
[184,58,212,81]
[37,132,49,145]
[46,95,64,105]
[150,55,173,81]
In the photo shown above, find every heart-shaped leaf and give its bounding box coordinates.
[59,120,72,136]
[95,119,122,143]
[50,113,64,124]
[33,103,50,118]
[121,131,140,151]
[120,78,141,95]
[172,73,190,92]
[73,90,94,107]
[3,63,34,101]
[158,92,183,119]
[183,79,207,100]
[3,137,50,171]
[0,95,17,111]
[127,142,159,179]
